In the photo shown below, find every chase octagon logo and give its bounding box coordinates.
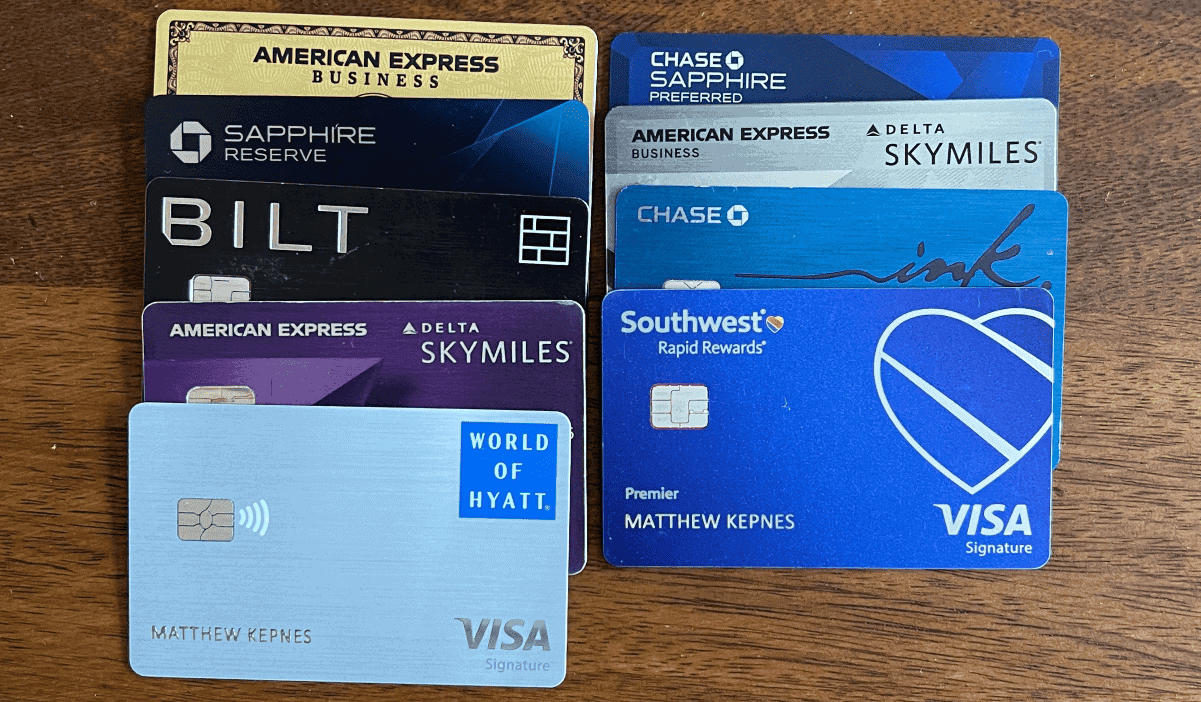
[170,121,211,164]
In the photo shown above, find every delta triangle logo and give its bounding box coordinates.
[866,124,880,137]
[873,307,1054,495]
[403,323,417,335]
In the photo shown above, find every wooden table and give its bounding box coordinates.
[2,0,1196,699]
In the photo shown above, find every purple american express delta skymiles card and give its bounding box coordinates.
[141,299,587,574]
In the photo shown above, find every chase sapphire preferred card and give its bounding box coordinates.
[129,403,570,686]
[146,97,590,203]
[141,300,588,575]
[611,33,1059,107]
[602,288,1053,568]
[613,186,1066,467]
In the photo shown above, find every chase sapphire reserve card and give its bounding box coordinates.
[611,33,1060,107]
[613,186,1067,466]
[145,97,590,203]
[601,288,1054,568]
[129,403,570,685]
[141,300,588,575]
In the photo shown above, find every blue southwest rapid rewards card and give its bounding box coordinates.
[613,186,1067,468]
[611,33,1059,108]
[129,403,571,686]
[601,287,1053,568]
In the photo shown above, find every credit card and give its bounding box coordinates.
[129,403,570,685]
[146,97,590,203]
[611,33,1059,107]
[143,178,588,306]
[602,287,1053,568]
[154,10,597,116]
[604,98,1058,286]
[141,300,588,575]
[613,186,1067,467]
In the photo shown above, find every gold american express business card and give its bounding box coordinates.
[154,10,597,114]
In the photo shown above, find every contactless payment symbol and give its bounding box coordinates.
[177,498,271,541]
[169,121,211,164]
[238,499,271,536]
[874,307,1054,495]
[650,384,709,429]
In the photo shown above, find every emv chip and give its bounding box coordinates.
[186,386,256,404]
[662,280,720,290]
[178,499,235,541]
[650,384,709,429]
[190,275,251,302]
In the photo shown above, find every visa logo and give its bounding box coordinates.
[935,504,1032,536]
[455,618,551,651]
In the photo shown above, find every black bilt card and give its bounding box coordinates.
[144,177,589,306]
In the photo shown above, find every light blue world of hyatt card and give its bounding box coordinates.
[602,288,1054,568]
[614,186,1066,467]
[129,403,570,686]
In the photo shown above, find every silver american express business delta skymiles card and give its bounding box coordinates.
[603,98,1058,286]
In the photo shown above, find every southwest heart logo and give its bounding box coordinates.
[873,307,1054,495]
[766,316,784,332]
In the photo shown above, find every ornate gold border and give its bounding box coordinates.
[166,21,587,101]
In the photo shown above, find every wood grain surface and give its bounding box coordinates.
[1,0,1197,699]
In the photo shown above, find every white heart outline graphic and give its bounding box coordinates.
[873,307,1055,495]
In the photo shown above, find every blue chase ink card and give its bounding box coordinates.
[602,288,1053,568]
[613,186,1066,467]
[611,33,1059,108]
[129,403,571,685]
[146,96,590,203]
